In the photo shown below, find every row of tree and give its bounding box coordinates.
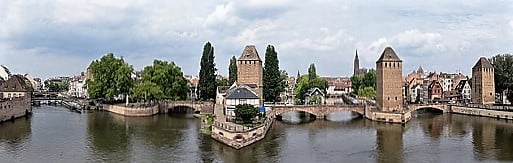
[87,53,189,103]
[491,54,513,103]
[295,63,328,104]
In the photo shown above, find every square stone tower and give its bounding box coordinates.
[471,57,495,105]
[236,45,263,105]
[376,47,404,112]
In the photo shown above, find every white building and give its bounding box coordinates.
[455,80,471,103]
[224,86,260,117]
[68,75,88,98]
[0,65,11,81]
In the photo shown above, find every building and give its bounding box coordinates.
[376,47,404,112]
[322,77,352,95]
[68,74,88,98]
[224,85,260,118]
[280,76,296,104]
[471,57,495,105]
[0,75,32,122]
[428,80,443,101]
[236,45,263,105]
[353,50,368,76]
[304,87,325,105]
[455,80,471,103]
[0,65,11,81]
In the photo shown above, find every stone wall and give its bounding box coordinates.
[451,106,513,120]
[211,117,273,149]
[365,106,411,124]
[0,96,31,122]
[103,104,159,116]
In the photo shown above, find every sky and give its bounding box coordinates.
[1,0,512,80]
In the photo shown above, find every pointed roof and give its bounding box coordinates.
[376,47,402,63]
[355,49,359,60]
[472,57,493,69]
[225,87,259,99]
[416,66,424,74]
[238,45,261,61]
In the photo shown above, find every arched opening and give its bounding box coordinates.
[168,106,197,118]
[325,111,363,122]
[10,116,15,122]
[412,107,444,118]
[277,110,316,124]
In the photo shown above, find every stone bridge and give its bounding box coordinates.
[407,104,449,112]
[159,101,214,114]
[271,105,365,119]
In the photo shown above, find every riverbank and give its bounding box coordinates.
[451,105,513,120]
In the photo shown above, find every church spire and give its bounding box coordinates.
[353,49,360,76]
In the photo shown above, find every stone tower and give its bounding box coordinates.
[471,57,495,105]
[376,47,403,112]
[354,49,360,76]
[236,45,263,104]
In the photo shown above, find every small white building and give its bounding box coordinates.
[68,75,88,98]
[224,86,260,117]
[304,87,325,105]
[455,80,471,103]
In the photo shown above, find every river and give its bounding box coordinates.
[0,105,512,162]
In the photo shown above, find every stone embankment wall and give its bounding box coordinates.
[0,96,32,122]
[365,106,411,124]
[211,117,274,149]
[103,104,159,116]
[451,106,513,120]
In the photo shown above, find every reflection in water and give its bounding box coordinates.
[278,111,316,124]
[1,106,513,162]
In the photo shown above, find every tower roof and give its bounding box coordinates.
[238,45,261,61]
[376,47,402,63]
[355,49,359,60]
[472,57,493,69]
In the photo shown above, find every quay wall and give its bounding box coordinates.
[451,106,513,120]
[0,96,32,122]
[103,104,159,116]
[365,106,411,124]
[211,117,274,149]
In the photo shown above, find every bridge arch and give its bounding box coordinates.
[409,105,447,113]
[271,105,365,120]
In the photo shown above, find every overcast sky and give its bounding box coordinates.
[1,0,512,79]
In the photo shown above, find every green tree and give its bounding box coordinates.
[140,60,190,100]
[198,42,217,101]
[294,68,328,104]
[308,63,317,81]
[491,54,513,103]
[216,77,230,87]
[228,56,237,85]
[263,45,285,102]
[86,53,134,101]
[358,86,376,98]
[234,104,259,124]
[131,81,164,102]
[350,69,376,96]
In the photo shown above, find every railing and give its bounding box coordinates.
[451,103,513,111]
[213,116,274,133]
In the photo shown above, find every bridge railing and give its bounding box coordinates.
[213,117,273,133]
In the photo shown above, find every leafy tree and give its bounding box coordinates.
[263,45,285,102]
[234,104,259,124]
[350,69,376,96]
[87,53,134,101]
[490,54,513,103]
[216,77,230,87]
[44,80,69,92]
[140,60,190,100]
[308,63,317,81]
[198,42,217,101]
[358,86,376,98]
[228,56,237,85]
[131,81,164,102]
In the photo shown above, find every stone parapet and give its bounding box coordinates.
[451,106,513,120]
[211,117,274,149]
[103,104,159,116]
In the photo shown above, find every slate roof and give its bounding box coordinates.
[238,45,262,61]
[472,57,494,69]
[304,87,325,97]
[455,80,469,91]
[225,87,259,99]
[377,47,402,63]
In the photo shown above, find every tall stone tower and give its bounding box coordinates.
[471,57,495,105]
[237,45,263,104]
[354,50,360,76]
[376,47,403,112]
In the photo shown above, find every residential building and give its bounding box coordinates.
[455,80,471,103]
[304,87,325,105]
[224,85,260,117]
[428,80,443,102]
[0,65,11,81]
[471,57,495,105]
[0,75,32,122]
[68,74,88,98]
